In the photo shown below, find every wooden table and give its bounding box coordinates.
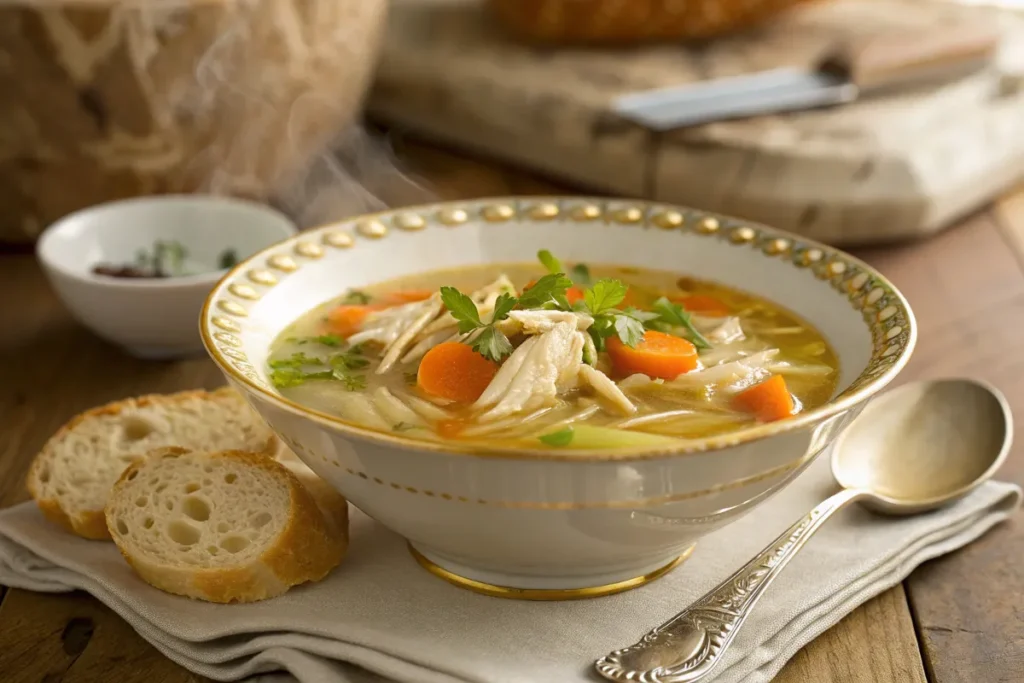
[1,138,1021,683]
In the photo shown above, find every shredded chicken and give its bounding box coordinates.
[703,317,745,345]
[401,329,461,364]
[376,296,445,374]
[372,387,425,427]
[500,310,594,335]
[670,349,779,393]
[391,391,453,421]
[474,322,583,421]
[348,295,442,349]
[419,275,517,337]
[578,365,637,415]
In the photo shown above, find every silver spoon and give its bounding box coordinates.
[595,378,1012,683]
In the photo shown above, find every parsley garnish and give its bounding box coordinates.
[518,273,573,310]
[579,280,648,350]
[538,249,592,287]
[392,422,416,432]
[340,289,372,305]
[267,345,369,389]
[440,287,542,362]
[650,297,712,349]
[583,278,628,315]
[570,263,592,286]
[538,427,574,447]
[269,352,325,369]
[269,367,333,388]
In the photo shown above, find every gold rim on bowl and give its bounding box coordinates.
[200,197,917,462]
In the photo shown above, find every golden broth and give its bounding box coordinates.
[268,263,840,447]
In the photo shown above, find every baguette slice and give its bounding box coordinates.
[276,448,349,541]
[106,447,346,603]
[27,388,277,540]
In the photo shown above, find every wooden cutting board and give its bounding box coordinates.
[368,0,1024,245]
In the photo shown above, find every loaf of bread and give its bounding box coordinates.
[105,448,346,603]
[488,0,822,43]
[0,0,388,243]
[27,388,277,540]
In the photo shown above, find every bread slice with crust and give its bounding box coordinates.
[105,447,346,603]
[275,448,349,540]
[27,388,277,540]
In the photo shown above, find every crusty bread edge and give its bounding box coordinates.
[107,449,346,603]
[27,387,278,541]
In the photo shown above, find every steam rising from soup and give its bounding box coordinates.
[267,253,839,449]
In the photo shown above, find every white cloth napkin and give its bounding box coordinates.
[0,453,1019,683]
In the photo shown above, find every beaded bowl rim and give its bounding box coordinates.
[200,196,917,462]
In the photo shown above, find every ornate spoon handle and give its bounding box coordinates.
[595,487,866,683]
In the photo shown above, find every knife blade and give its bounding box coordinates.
[612,24,1001,131]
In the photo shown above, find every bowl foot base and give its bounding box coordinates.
[408,544,695,600]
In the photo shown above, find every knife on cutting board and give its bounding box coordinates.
[612,25,1002,131]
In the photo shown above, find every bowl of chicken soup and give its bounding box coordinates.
[201,197,916,599]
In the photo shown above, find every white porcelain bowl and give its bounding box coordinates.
[38,196,297,359]
[200,198,916,599]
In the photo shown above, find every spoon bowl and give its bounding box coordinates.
[832,378,1012,515]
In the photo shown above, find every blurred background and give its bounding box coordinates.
[5,0,1024,249]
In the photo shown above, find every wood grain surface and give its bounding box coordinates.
[2,138,1020,682]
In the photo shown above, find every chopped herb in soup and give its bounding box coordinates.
[267,251,840,448]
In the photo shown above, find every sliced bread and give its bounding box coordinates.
[105,447,346,603]
[275,448,349,540]
[27,388,277,540]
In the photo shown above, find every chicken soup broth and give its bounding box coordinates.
[267,253,839,449]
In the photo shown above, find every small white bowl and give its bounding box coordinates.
[37,195,297,359]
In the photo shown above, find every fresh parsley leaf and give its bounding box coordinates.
[587,316,615,352]
[517,273,573,309]
[336,371,367,391]
[613,313,646,347]
[538,249,591,287]
[329,351,370,372]
[269,367,333,388]
[290,333,343,347]
[537,249,564,275]
[583,278,629,315]
[471,326,514,363]
[491,292,518,322]
[623,307,660,323]
[268,352,325,369]
[538,427,574,447]
[570,263,592,286]
[314,334,344,347]
[341,289,372,305]
[404,370,419,385]
[651,297,713,349]
[440,286,483,333]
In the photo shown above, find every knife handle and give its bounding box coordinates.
[825,24,1000,93]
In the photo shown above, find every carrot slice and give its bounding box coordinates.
[606,330,698,380]
[325,291,433,337]
[325,304,383,338]
[670,294,730,317]
[383,289,433,304]
[417,342,500,403]
[734,375,795,422]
